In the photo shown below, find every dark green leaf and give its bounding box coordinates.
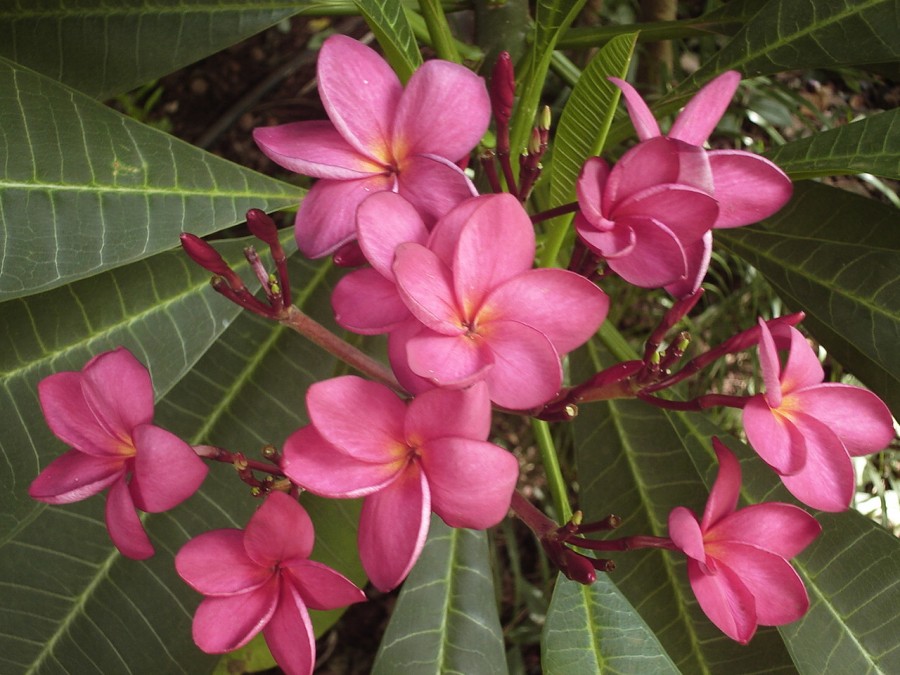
[353,0,422,83]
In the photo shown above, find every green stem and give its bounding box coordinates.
[418,0,461,63]
[531,418,572,522]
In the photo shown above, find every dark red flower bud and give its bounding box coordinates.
[490,51,515,127]
[180,233,232,277]
[246,209,280,247]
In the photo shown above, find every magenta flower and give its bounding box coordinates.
[282,377,518,591]
[391,193,610,409]
[668,439,821,644]
[743,320,894,511]
[253,34,490,258]
[28,347,208,559]
[176,491,365,675]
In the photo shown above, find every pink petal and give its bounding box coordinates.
[176,529,273,595]
[192,578,279,653]
[791,384,894,455]
[669,71,741,146]
[701,440,742,530]
[743,396,807,475]
[484,269,609,354]
[263,580,316,675]
[244,492,315,567]
[780,413,855,511]
[105,475,154,559]
[406,330,495,388]
[605,137,712,205]
[707,151,792,228]
[397,154,477,227]
[284,559,366,610]
[576,157,611,223]
[778,325,824,393]
[387,319,436,396]
[710,543,809,626]
[317,34,401,163]
[426,195,485,267]
[81,347,155,432]
[606,217,688,288]
[28,450,124,504]
[708,503,820,560]
[393,243,465,334]
[332,268,410,335]
[665,231,712,298]
[609,77,661,141]
[282,425,406,498]
[687,558,757,644]
[130,424,207,512]
[359,464,431,591]
[481,320,562,410]
[405,382,492,444]
[575,213,635,258]
[294,174,394,258]
[393,59,490,159]
[756,318,784,408]
[420,437,518,529]
[668,506,706,562]
[356,191,428,277]
[611,183,718,243]
[252,120,384,179]
[307,376,408,463]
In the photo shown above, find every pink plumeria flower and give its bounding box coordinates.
[282,377,518,591]
[253,34,490,258]
[668,439,821,644]
[610,72,793,296]
[743,320,894,511]
[391,193,610,409]
[29,347,208,559]
[176,491,365,675]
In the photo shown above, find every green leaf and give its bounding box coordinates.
[372,516,506,675]
[212,634,277,675]
[0,1,335,100]
[719,182,900,415]
[354,0,423,83]
[764,109,900,180]
[0,56,303,301]
[542,573,679,674]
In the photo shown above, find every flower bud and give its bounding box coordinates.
[180,233,232,276]
[490,51,515,127]
[246,209,280,247]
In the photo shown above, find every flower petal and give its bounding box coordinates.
[406,330,495,388]
[387,319,436,396]
[192,578,279,653]
[668,506,706,562]
[421,437,518,528]
[332,268,410,335]
[426,196,485,267]
[105,475,154,559]
[778,324,824,393]
[576,157,611,224]
[687,558,757,644]
[611,183,718,244]
[481,320,562,410]
[707,150,792,228]
[359,463,431,591]
[397,155,477,227]
[665,231,712,298]
[756,318,784,408]
[609,77,661,141]
[263,579,316,675]
[405,382,492,444]
[708,503,820,560]
[244,492,315,567]
[779,413,855,511]
[393,243,465,334]
[356,191,429,277]
[605,137,712,205]
[669,71,741,146]
[28,450,124,504]
[130,424,207,512]
[284,559,366,610]
[790,384,894,455]
[575,213,635,258]
[81,347,155,433]
[743,396,807,475]
[176,529,273,595]
[606,216,688,288]
[701,440,742,530]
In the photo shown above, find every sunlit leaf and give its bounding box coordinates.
[353,0,422,83]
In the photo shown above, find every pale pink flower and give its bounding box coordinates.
[391,193,610,409]
[668,439,820,644]
[743,320,894,511]
[176,491,365,675]
[29,347,208,559]
[253,34,489,258]
[282,377,518,591]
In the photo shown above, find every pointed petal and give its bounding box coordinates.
[176,529,273,595]
[708,503,820,560]
[263,582,316,675]
[192,578,279,653]
[778,325,824,393]
[356,191,428,277]
[576,157,612,224]
[669,71,741,145]
[407,330,494,388]
[359,464,431,591]
[39,371,124,456]
[687,558,757,644]
[743,396,807,475]
[609,77,661,140]
[665,231,712,298]
[421,437,517,528]
[105,475,154,559]
[397,155,477,226]
[253,120,384,178]
[244,492,315,567]
[332,268,410,335]
[606,217,688,288]
[394,59,490,159]
[317,34,401,162]
[284,560,366,610]
[405,382,492,443]
[780,413,855,511]
[388,319,436,396]
[393,243,465,334]
[702,440,742,530]
[707,151,792,227]
[791,384,894,455]
[668,506,706,562]
[481,320,562,409]
[612,183,718,243]
[485,269,609,354]
[29,450,124,504]
[307,376,408,463]
[294,174,393,258]
[130,424,207,512]
[756,318,784,407]
[282,425,405,498]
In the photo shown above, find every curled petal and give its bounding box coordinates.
[701,440,742,530]
[669,71,741,146]
[397,155,477,227]
[575,213,635,258]
[332,268,410,335]
[743,396,807,475]
[576,157,612,224]
[708,503,820,560]
[481,320,562,410]
[605,137,712,205]
[244,492,315,567]
[192,578,279,653]
[780,413,855,512]
[405,382,492,444]
[284,559,366,611]
[29,450,124,504]
[707,151,792,228]
[263,582,316,675]
[611,183,718,244]
[606,216,688,288]
[687,558,757,644]
[130,424,208,513]
[668,506,706,563]
[609,77,661,141]
[105,475,154,560]
[665,231,712,299]
[176,530,273,596]
[356,191,428,278]
[791,384,894,455]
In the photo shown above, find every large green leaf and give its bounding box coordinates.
[764,108,900,180]
[542,573,679,674]
[719,182,900,415]
[354,0,422,83]
[372,516,506,674]
[0,1,339,100]
[0,57,303,301]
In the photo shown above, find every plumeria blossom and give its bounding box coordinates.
[28,347,208,559]
[282,377,518,591]
[176,491,365,675]
[253,34,490,258]
[743,320,894,511]
[390,193,610,409]
[610,72,793,296]
[668,439,820,644]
